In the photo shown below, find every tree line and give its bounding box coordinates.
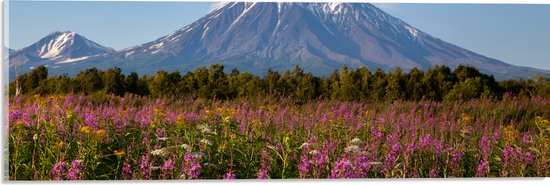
[9,64,550,101]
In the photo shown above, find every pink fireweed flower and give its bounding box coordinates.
[181,153,201,179]
[420,135,433,149]
[257,169,269,179]
[370,126,383,139]
[64,95,75,107]
[258,149,271,179]
[405,143,417,154]
[9,109,22,122]
[121,161,132,179]
[478,136,491,160]
[449,151,464,166]
[299,152,311,178]
[159,158,176,179]
[329,159,354,178]
[50,161,67,180]
[223,172,236,179]
[142,135,150,145]
[476,160,489,177]
[521,133,531,145]
[66,160,84,180]
[492,133,501,143]
[382,153,397,175]
[156,128,165,138]
[275,143,283,152]
[501,145,535,176]
[140,155,151,179]
[429,168,440,178]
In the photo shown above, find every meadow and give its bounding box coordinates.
[8,94,550,180]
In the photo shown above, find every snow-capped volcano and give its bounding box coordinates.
[9,31,114,67]
[113,2,545,79]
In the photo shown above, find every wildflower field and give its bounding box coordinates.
[7,94,550,180]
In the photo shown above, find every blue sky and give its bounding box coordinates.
[7,1,550,70]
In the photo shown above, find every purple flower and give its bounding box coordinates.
[501,145,535,176]
[156,128,165,138]
[434,140,444,154]
[382,153,396,175]
[476,160,489,177]
[478,136,491,160]
[370,126,383,139]
[299,153,311,178]
[181,153,201,179]
[257,169,269,179]
[121,161,132,179]
[405,143,417,154]
[357,155,372,177]
[275,143,283,152]
[391,143,402,154]
[223,172,236,179]
[140,155,151,179]
[492,133,500,143]
[450,152,464,166]
[258,149,271,178]
[64,95,75,107]
[161,159,175,171]
[142,134,150,145]
[83,113,96,128]
[66,160,84,180]
[159,158,176,179]
[9,109,22,122]
[420,135,433,149]
[521,133,531,145]
[50,161,67,180]
[429,168,440,178]
[329,159,354,178]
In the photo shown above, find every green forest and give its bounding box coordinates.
[9,64,550,101]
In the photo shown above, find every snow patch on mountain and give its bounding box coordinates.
[39,32,76,58]
[56,56,90,64]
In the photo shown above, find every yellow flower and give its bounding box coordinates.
[49,121,56,127]
[54,141,64,150]
[94,129,107,138]
[176,115,187,126]
[252,120,261,127]
[66,110,75,118]
[461,113,472,122]
[218,143,227,152]
[503,125,519,145]
[538,117,550,127]
[204,109,212,116]
[15,121,24,126]
[80,126,93,134]
[114,150,125,158]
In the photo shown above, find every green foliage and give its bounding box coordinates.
[9,64,550,101]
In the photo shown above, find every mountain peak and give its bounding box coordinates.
[38,31,79,59]
[9,31,115,67]
[48,30,76,36]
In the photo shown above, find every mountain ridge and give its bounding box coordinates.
[8,2,549,80]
